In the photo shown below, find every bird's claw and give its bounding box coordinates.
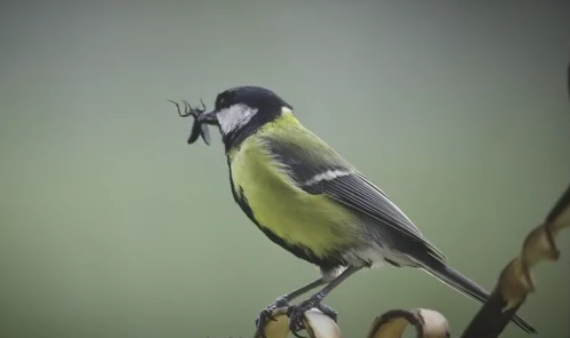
[287,301,312,338]
[286,299,337,338]
[254,297,290,338]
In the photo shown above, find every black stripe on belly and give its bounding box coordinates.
[256,222,347,272]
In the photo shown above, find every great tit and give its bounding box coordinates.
[176,86,536,337]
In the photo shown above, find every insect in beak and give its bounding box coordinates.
[168,98,214,145]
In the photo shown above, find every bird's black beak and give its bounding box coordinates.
[197,111,218,125]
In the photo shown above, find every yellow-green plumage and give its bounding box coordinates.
[228,112,361,258]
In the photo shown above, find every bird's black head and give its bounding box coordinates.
[198,86,294,151]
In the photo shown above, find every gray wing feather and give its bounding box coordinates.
[263,132,446,262]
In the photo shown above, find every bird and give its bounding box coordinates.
[178,85,536,337]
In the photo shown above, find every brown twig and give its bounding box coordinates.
[253,307,341,338]
[367,309,450,338]
[460,183,569,338]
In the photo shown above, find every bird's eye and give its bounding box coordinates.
[216,91,234,109]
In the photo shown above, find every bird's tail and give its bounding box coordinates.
[415,256,536,334]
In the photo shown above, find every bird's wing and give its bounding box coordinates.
[262,126,446,261]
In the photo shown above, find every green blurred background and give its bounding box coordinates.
[1,1,569,337]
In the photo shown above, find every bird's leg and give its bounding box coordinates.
[287,266,361,338]
[255,278,326,337]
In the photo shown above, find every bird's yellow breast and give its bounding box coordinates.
[228,117,359,257]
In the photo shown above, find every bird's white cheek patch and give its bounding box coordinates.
[216,104,258,135]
